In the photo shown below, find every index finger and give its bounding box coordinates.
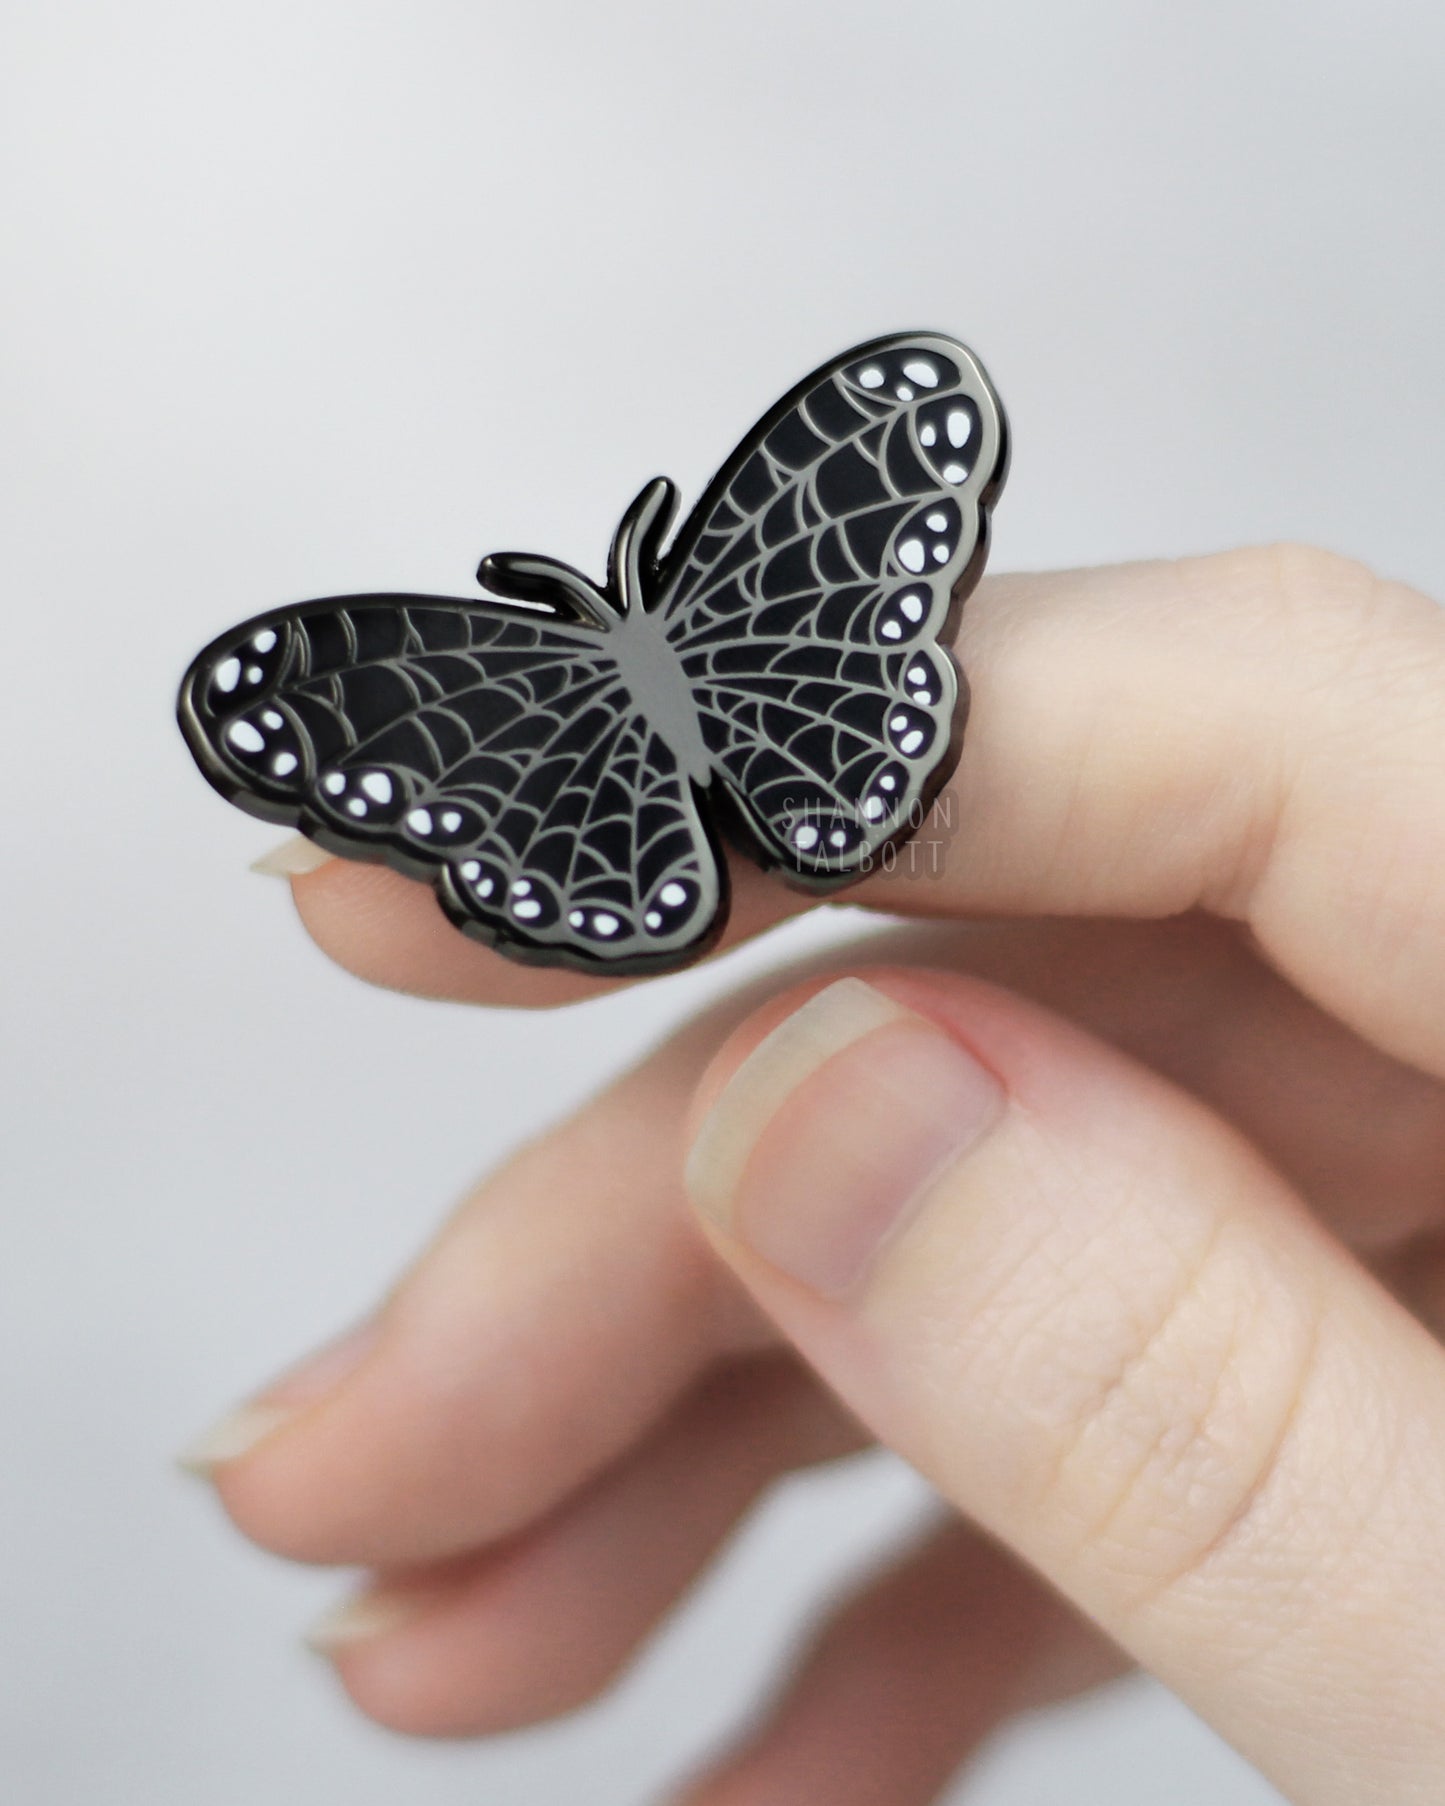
[286,544,1445,1074]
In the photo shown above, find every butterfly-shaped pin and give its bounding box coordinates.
[178,331,1008,976]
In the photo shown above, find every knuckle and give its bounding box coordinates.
[1251,539,1378,613]
[1218,540,1389,649]
[1009,1210,1327,1615]
[1190,543,1445,920]
[1239,541,1443,694]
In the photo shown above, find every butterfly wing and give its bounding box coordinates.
[657,331,1006,886]
[178,594,724,974]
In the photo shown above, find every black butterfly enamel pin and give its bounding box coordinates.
[178,332,1008,976]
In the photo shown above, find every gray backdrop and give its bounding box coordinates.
[5,1,1440,1799]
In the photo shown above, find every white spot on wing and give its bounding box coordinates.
[902,359,939,387]
[898,538,926,573]
[227,721,264,753]
[214,657,241,693]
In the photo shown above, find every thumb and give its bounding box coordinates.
[682,970,1445,1805]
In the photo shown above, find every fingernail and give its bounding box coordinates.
[686,977,1004,1298]
[304,1586,423,1655]
[176,1402,296,1476]
[176,1318,378,1478]
[250,834,332,877]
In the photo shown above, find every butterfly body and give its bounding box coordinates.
[179,332,1008,976]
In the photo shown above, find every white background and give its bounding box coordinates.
[4,1,1442,1800]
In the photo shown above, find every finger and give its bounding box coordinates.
[288,547,1445,1075]
[305,1353,862,1736]
[286,849,803,1009]
[890,914,1445,1255]
[194,1005,772,1566]
[188,914,1445,1570]
[671,1518,1127,1806]
[685,969,1445,1803]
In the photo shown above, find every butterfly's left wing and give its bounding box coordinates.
[656,331,1007,886]
[178,594,724,974]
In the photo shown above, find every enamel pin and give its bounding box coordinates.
[178,331,1009,975]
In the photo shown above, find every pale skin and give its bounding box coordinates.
[182,544,1445,1804]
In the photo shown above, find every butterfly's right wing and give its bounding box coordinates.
[656,332,1006,888]
[178,595,724,974]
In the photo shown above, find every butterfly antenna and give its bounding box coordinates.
[608,477,680,615]
[476,552,614,628]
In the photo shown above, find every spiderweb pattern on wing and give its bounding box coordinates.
[658,342,990,879]
[185,596,715,962]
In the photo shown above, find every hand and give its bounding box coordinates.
[181,545,1445,1805]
